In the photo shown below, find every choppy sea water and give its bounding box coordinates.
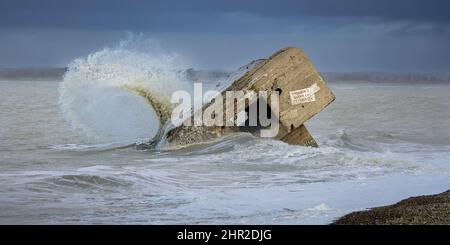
[0,80,449,224]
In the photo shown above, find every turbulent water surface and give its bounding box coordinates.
[1,77,449,224]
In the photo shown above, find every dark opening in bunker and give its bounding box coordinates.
[239,97,278,136]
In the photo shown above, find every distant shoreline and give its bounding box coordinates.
[322,72,450,84]
[0,67,66,81]
[2,67,450,84]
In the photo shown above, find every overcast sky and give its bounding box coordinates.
[1,0,449,72]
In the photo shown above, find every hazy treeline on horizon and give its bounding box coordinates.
[1,67,450,84]
[0,67,67,81]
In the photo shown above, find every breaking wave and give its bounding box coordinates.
[59,37,190,145]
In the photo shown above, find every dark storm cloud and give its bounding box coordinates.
[0,0,449,73]
[1,0,450,31]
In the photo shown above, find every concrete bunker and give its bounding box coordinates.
[165,47,335,147]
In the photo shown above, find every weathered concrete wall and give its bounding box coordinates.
[166,47,335,147]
